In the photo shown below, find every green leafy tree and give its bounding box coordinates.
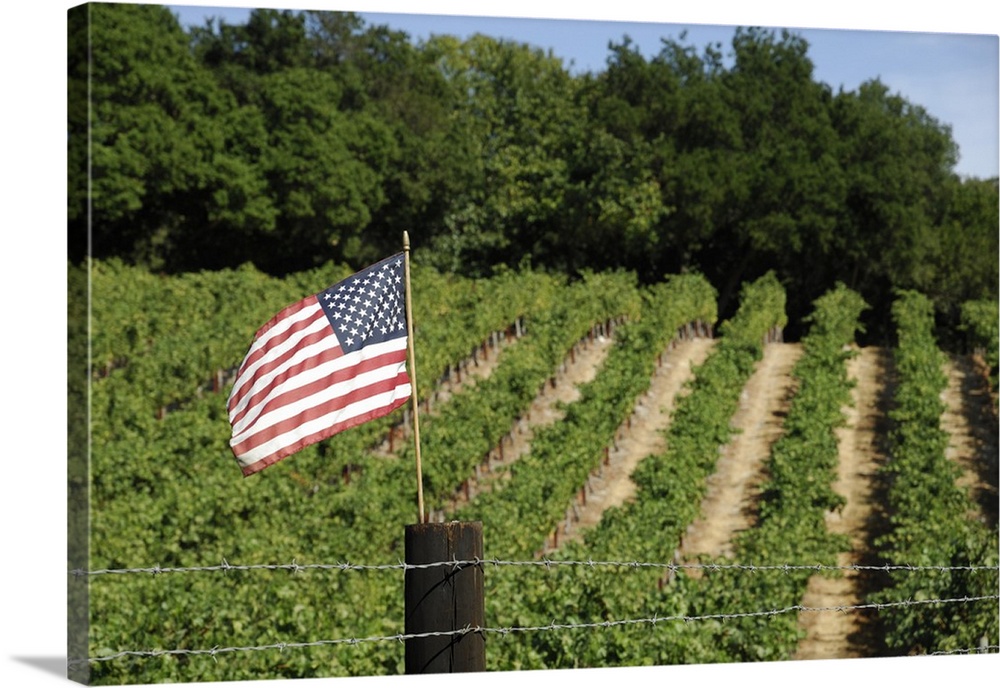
[315,18,481,265]
[647,35,743,274]
[249,66,393,271]
[423,34,585,274]
[700,28,846,321]
[581,28,848,322]
[74,8,988,334]
[189,10,478,269]
[189,8,312,100]
[565,39,681,277]
[830,79,961,337]
[70,3,276,270]
[922,177,999,318]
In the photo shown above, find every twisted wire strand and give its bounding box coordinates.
[73,557,1000,577]
[70,593,999,666]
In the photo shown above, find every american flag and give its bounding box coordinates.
[228,253,411,476]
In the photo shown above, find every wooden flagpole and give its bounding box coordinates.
[403,231,425,524]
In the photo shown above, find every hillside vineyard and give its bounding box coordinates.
[69,260,998,685]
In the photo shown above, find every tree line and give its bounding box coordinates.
[68,4,998,342]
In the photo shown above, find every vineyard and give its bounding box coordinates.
[70,259,998,685]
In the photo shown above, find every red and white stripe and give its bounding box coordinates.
[228,294,410,476]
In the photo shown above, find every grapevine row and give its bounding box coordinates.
[959,297,999,396]
[678,283,870,662]
[872,290,999,654]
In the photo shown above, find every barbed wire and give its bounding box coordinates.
[73,557,1000,577]
[932,644,1000,656]
[70,594,999,666]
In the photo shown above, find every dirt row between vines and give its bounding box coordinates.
[440,330,617,514]
[794,346,893,660]
[941,353,999,530]
[678,341,803,564]
[540,336,717,552]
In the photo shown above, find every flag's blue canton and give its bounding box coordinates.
[317,253,407,354]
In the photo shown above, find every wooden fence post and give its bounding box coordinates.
[405,521,485,674]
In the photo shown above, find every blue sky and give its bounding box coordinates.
[166,1,999,180]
